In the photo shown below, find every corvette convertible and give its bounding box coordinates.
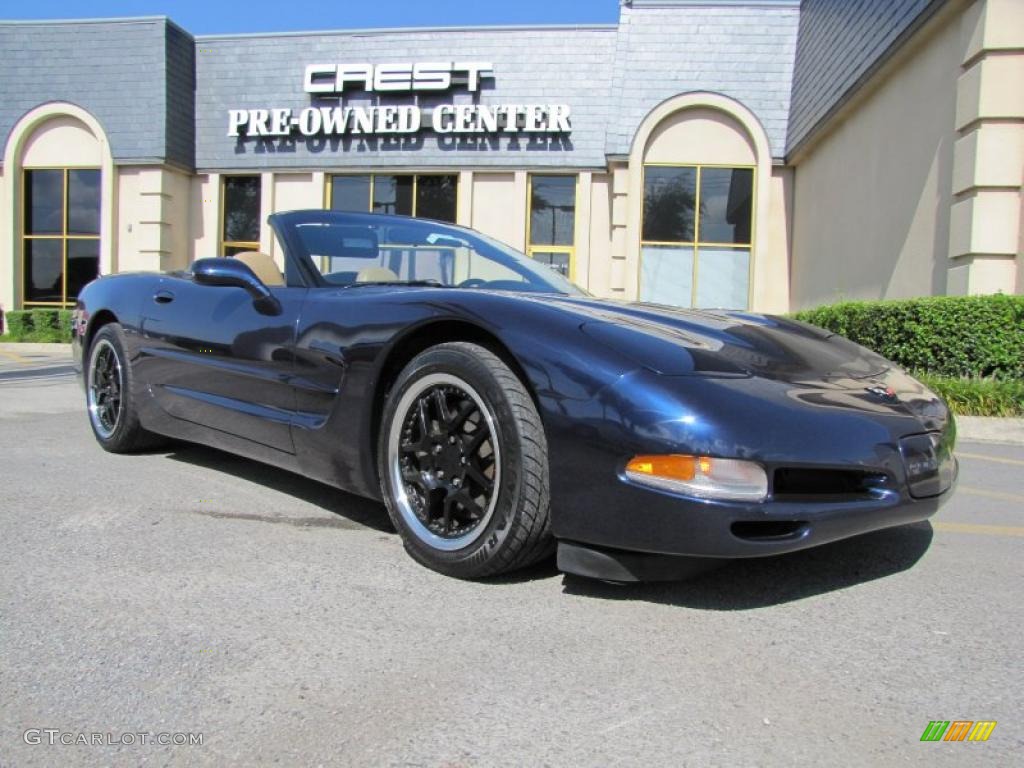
[73,209,957,581]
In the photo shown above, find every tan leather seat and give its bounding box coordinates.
[355,266,400,283]
[233,251,284,286]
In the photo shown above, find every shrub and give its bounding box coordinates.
[57,308,76,339]
[793,294,1024,380]
[915,373,1024,417]
[4,310,31,338]
[0,309,73,343]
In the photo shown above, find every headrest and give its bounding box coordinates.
[232,251,284,286]
[355,267,399,283]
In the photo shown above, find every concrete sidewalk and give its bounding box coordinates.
[0,342,72,357]
[957,416,1024,445]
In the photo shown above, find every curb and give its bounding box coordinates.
[957,416,1024,446]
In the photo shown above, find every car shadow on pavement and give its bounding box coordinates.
[155,442,935,606]
[560,522,935,610]
[163,443,395,533]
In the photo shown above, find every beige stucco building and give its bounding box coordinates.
[788,0,1024,307]
[0,0,1021,320]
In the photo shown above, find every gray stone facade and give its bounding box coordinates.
[0,1,943,170]
[193,25,619,170]
[609,1,799,159]
[0,2,802,172]
[0,17,194,169]
[787,0,943,154]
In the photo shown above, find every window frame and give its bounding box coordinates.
[325,173,460,223]
[220,174,263,256]
[525,173,578,282]
[21,166,101,308]
[639,162,756,310]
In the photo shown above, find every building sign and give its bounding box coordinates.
[303,62,495,93]
[226,62,572,138]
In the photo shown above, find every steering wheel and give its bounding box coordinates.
[457,278,488,289]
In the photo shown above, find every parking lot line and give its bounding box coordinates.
[0,348,29,363]
[956,451,1024,467]
[933,521,1024,538]
[958,485,1024,504]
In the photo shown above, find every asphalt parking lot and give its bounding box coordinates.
[1,346,1021,766]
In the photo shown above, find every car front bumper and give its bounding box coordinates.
[553,457,956,580]
[544,366,958,579]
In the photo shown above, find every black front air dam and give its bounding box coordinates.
[556,541,725,582]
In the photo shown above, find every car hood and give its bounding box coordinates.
[531,295,894,383]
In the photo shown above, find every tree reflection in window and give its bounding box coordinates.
[222,176,261,250]
[642,166,696,243]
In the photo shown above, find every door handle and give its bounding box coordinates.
[309,340,346,367]
[153,290,175,304]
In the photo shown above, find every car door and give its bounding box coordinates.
[138,272,305,453]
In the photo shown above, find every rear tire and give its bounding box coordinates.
[86,323,163,452]
[378,342,553,578]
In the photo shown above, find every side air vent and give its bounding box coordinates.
[730,521,807,541]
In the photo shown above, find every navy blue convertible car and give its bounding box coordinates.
[73,210,957,581]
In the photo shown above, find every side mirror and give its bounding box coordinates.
[192,257,281,315]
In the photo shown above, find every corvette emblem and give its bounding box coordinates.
[866,384,898,401]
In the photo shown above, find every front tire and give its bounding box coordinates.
[86,323,162,452]
[378,342,553,578]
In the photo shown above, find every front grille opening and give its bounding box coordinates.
[731,521,807,541]
[773,468,887,500]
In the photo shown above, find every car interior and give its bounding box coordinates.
[289,222,539,290]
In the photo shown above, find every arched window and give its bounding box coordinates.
[626,94,774,311]
[640,109,756,309]
[3,105,113,311]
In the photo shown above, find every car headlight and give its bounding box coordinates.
[899,433,955,498]
[625,454,768,501]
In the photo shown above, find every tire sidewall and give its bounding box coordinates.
[378,346,527,575]
[86,324,134,449]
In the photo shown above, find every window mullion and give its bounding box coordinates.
[525,174,533,250]
[62,168,69,305]
[691,165,701,308]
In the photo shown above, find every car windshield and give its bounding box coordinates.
[280,211,585,295]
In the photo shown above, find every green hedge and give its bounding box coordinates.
[1,309,73,343]
[793,294,1024,380]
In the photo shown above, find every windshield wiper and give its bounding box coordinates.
[340,280,444,289]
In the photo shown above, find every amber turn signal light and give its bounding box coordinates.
[625,453,768,501]
[626,454,701,481]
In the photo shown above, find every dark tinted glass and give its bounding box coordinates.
[415,175,458,222]
[643,166,697,243]
[67,238,100,298]
[699,168,753,244]
[67,169,101,235]
[531,251,570,277]
[25,169,64,235]
[330,175,371,212]
[372,175,413,216]
[530,176,576,246]
[223,176,261,243]
[24,239,63,302]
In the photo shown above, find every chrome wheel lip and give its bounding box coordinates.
[387,372,501,552]
[87,338,124,440]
